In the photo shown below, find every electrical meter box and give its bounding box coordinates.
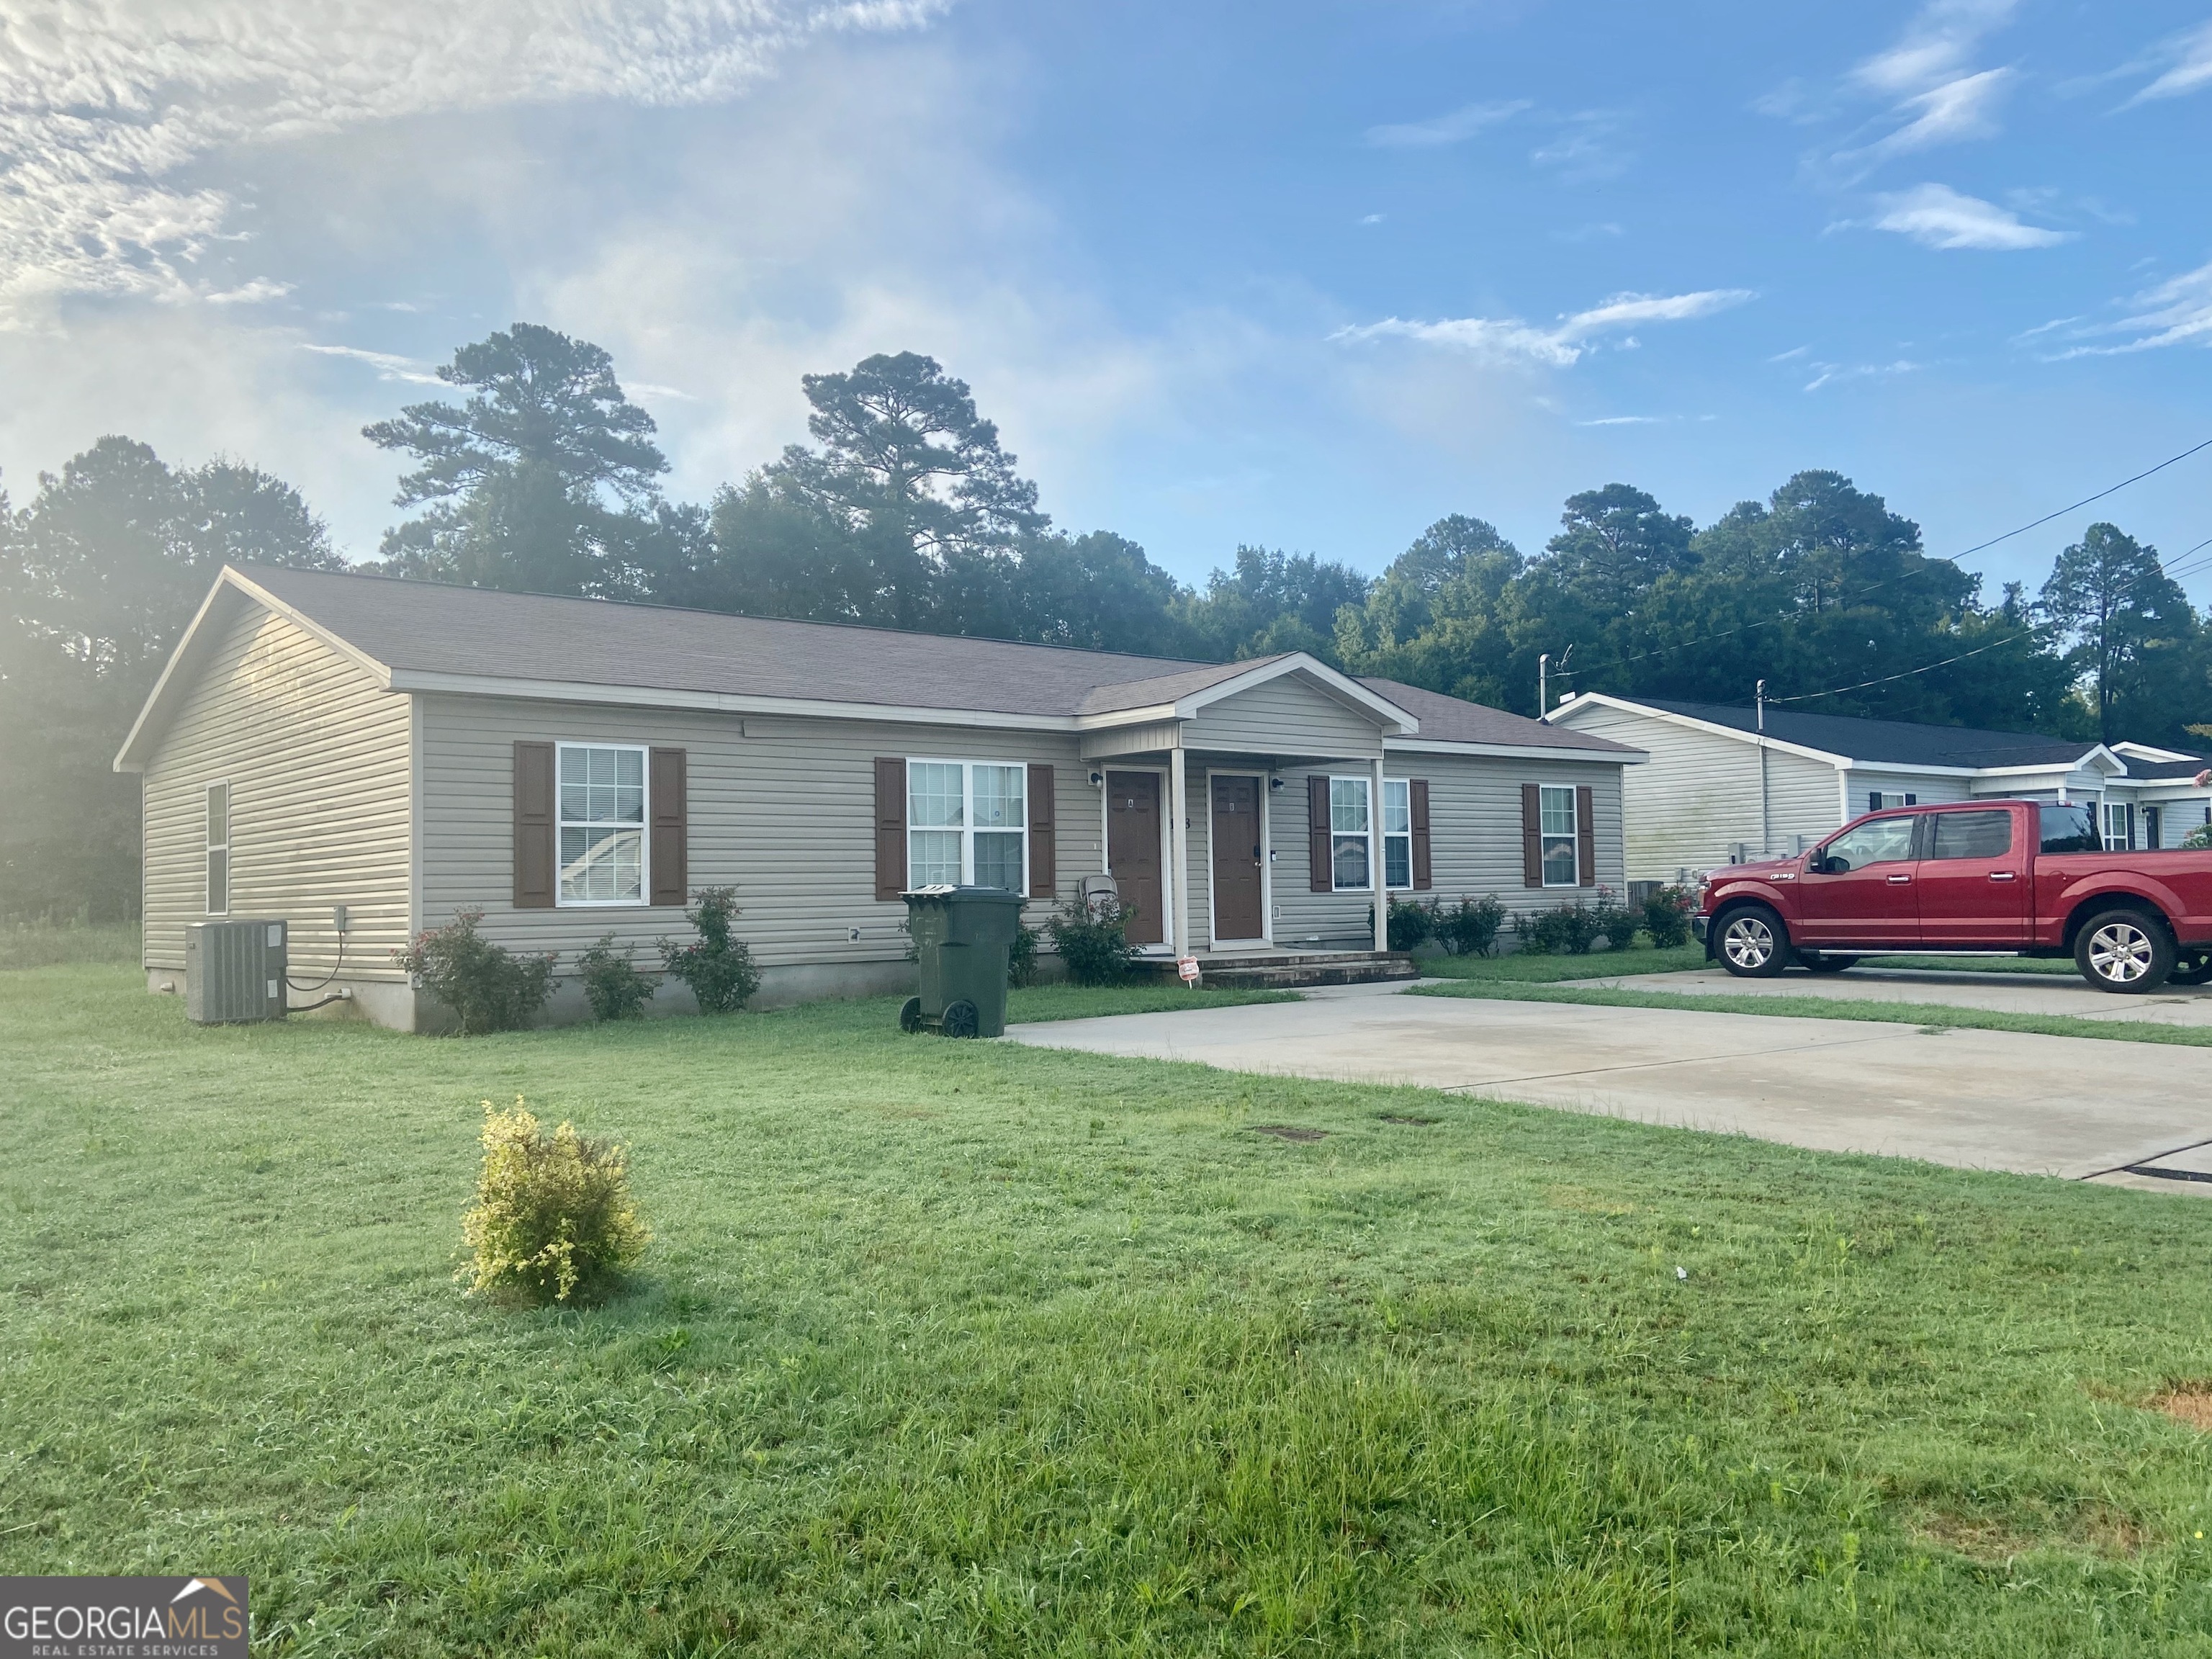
[185,919,288,1023]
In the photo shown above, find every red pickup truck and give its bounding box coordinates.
[1694,800,2212,993]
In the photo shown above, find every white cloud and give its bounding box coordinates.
[1803,359,1921,392]
[1331,287,1755,369]
[1857,183,2071,250]
[1573,415,1665,426]
[299,342,444,383]
[1529,110,1631,183]
[1860,66,2013,158]
[2129,20,2212,104]
[205,277,294,305]
[2046,260,2212,356]
[1851,0,2018,96]
[1363,100,1529,148]
[0,0,942,320]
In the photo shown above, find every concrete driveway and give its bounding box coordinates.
[1005,982,2212,1192]
[1575,963,2212,1025]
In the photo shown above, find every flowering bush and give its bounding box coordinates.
[459,1097,649,1304]
[1434,894,1506,957]
[1048,894,1135,986]
[394,909,556,1034]
[577,933,657,1020]
[660,888,761,1015]
[1642,884,1697,949]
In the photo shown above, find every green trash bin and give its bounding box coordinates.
[899,884,1025,1038]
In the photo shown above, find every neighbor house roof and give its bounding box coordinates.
[117,566,1640,769]
[1555,693,2120,775]
[1359,676,1633,757]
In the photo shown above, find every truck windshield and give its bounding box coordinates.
[2038,804,2100,854]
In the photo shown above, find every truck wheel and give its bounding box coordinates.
[1717,905,1791,978]
[1801,953,1857,974]
[2074,909,2175,994]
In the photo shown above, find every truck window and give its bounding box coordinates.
[1928,811,2012,860]
[1820,816,1915,872]
[2038,804,2100,855]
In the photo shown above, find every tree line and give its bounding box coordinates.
[4,320,2207,922]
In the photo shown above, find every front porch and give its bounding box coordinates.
[1126,945,1421,991]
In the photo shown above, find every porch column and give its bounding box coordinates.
[1169,745,1193,956]
[1371,752,1388,952]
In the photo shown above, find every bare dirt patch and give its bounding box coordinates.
[1917,1503,2146,1563]
[1250,1125,1328,1143]
[2152,1383,2212,1431]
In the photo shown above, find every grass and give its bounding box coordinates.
[7,963,2212,1655]
[0,919,140,971]
[1414,940,1708,982]
[1413,976,2212,1048]
[1007,981,1298,1022]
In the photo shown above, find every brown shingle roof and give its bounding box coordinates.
[1359,677,1635,754]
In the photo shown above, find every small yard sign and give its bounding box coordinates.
[1177,956,1201,985]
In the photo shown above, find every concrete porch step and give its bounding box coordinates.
[1129,950,1421,990]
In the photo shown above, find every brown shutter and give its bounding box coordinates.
[1307,775,1332,892]
[1577,785,1597,886]
[649,747,688,906]
[1410,778,1432,891]
[1520,783,1542,887]
[513,741,555,908]
[875,757,907,901]
[1027,763,1056,899]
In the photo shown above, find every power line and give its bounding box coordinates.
[1554,434,2212,683]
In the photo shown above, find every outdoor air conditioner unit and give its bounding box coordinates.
[185,919,288,1024]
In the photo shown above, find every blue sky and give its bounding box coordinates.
[2,0,2208,603]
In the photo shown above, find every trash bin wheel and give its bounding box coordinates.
[899,996,925,1033]
[940,999,981,1038]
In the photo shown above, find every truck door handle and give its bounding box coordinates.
[1989,871,2016,881]
[1887,873,1912,884]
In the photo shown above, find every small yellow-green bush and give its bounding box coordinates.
[459,1098,649,1303]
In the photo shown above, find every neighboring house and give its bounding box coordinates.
[1548,691,2212,884]
[116,566,1642,1029]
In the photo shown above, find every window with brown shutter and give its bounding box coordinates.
[1410,778,1431,890]
[1028,762,1056,899]
[649,747,688,906]
[1576,785,1596,886]
[1520,783,1542,886]
[1307,775,1331,892]
[874,757,907,901]
[513,741,555,908]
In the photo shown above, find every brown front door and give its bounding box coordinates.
[1105,770,1165,945]
[1210,774,1264,942]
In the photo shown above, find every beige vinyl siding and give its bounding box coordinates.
[418,696,1099,968]
[1270,763,1377,947]
[1765,747,1848,854]
[1415,754,1627,920]
[141,603,411,977]
[1845,769,1973,811]
[1556,703,1766,881]
[1184,673,1385,758]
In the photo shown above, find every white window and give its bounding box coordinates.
[1868,791,1917,811]
[1540,784,1578,887]
[2103,801,2134,852]
[908,760,1028,892]
[204,782,229,915]
[1382,778,1413,890]
[557,742,647,905]
[1328,776,1371,891]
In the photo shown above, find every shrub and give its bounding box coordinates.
[1386,896,1434,953]
[459,1097,649,1304]
[394,909,556,1034]
[577,932,657,1020]
[1434,893,1506,957]
[1048,894,1136,986]
[1642,884,1696,949]
[660,887,761,1015]
[2185,822,2212,852]
[1008,917,1041,987]
[1514,901,1600,956]
[1586,888,1640,953]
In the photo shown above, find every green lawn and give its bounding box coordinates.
[1414,941,1708,981]
[1865,954,2084,976]
[7,965,2212,1656]
[0,919,140,971]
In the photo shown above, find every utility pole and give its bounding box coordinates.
[1537,652,1549,718]
[1755,679,1769,856]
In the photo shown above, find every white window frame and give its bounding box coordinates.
[1327,775,1372,893]
[1869,791,1917,811]
[907,758,1031,895]
[204,781,230,917]
[1539,783,1579,889]
[1382,778,1415,892]
[2103,800,2134,853]
[555,740,650,908]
